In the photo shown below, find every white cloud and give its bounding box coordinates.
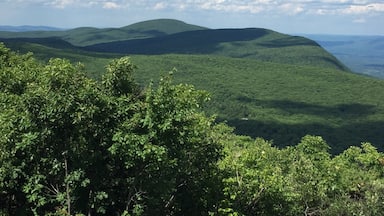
[197,1,267,13]
[2,0,383,34]
[340,3,384,14]
[153,2,167,10]
[279,3,304,15]
[46,0,76,9]
[5,0,384,15]
[151,0,384,16]
[103,1,121,9]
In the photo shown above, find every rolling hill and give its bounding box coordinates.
[1,19,383,153]
[1,25,348,71]
[0,19,207,46]
[0,25,64,32]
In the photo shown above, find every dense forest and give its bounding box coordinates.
[1,43,384,215]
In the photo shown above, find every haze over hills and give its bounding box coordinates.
[303,34,384,79]
[0,25,65,32]
[1,19,384,152]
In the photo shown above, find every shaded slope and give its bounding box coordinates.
[85,28,348,71]
[85,28,270,53]
[0,37,76,50]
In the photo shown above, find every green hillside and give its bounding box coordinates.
[0,19,207,46]
[4,42,382,153]
[120,19,208,35]
[1,19,382,153]
[2,43,384,216]
[85,28,348,71]
[129,54,384,153]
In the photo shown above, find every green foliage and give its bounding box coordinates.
[0,44,223,215]
[219,134,384,216]
[4,22,384,153]
[102,56,139,95]
[129,54,384,153]
[1,44,384,216]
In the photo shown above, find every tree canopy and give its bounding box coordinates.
[1,43,384,215]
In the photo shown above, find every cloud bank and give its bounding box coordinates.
[24,0,384,15]
[1,0,383,34]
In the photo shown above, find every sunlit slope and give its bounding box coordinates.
[130,54,384,153]
[85,28,348,71]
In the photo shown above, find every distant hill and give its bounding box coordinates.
[0,25,64,32]
[0,37,77,50]
[1,19,347,71]
[303,34,384,79]
[1,20,381,78]
[120,19,208,35]
[0,19,207,46]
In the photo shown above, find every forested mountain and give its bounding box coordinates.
[1,19,383,153]
[2,19,382,79]
[1,19,384,215]
[0,19,207,46]
[84,28,347,71]
[0,19,346,71]
[1,43,384,215]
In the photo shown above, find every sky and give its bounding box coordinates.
[0,0,383,35]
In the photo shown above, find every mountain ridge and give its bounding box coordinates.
[3,19,380,77]
[0,19,349,72]
[83,27,348,71]
[0,25,65,32]
[0,19,208,46]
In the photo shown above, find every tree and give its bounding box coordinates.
[108,72,224,215]
[218,135,291,215]
[0,44,224,215]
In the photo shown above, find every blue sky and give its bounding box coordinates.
[1,0,383,35]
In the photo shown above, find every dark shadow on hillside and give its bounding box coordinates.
[236,96,377,118]
[126,30,168,37]
[84,28,270,54]
[1,37,76,49]
[225,97,382,154]
[225,118,384,154]
[258,36,320,48]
